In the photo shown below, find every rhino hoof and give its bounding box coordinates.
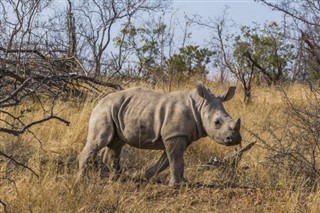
[169,179,188,188]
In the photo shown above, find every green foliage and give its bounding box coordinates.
[113,22,164,76]
[166,45,214,78]
[308,63,320,81]
[233,22,295,85]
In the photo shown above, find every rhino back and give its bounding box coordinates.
[96,88,205,149]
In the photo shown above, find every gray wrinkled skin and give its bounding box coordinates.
[77,82,242,186]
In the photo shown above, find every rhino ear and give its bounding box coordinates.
[219,86,236,102]
[196,81,211,99]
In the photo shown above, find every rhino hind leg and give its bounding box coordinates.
[164,137,187,187]
[145,151,169,180]
[101,139,124,179]
[77,123,115,181]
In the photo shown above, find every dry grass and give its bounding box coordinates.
[1,82,320,212]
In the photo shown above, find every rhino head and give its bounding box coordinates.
[196,82,242,146]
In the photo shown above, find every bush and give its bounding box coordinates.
[250,85,320,191]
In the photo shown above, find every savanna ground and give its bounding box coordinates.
[1,81,320,212]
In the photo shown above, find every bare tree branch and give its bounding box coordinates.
[260,0,320,27]
[0,78,31,105]
[0,46,46,59]
[0,115,69,136]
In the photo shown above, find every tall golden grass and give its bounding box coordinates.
[1,82,319,212]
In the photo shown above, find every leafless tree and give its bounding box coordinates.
[71,0,167,77]
[0,0,121,183]
[67,0,77,58]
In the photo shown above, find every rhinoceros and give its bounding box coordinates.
[77,82,242,186]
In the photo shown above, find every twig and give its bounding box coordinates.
[0,199,7,213]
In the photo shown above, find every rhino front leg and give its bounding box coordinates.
[145,151,169,180]
[164,137,187,187]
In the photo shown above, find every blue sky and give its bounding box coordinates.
[172,0,282,25]
[171,0,283,45]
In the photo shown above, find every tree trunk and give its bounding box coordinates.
[67,0,77,58]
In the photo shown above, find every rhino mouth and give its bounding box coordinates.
[224,136,242,146]
[212,134,242,146]
[225,140,241,146]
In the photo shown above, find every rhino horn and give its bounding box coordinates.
[235,118,241,130]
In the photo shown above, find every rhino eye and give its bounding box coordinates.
[215,119,222,129]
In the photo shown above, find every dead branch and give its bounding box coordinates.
[0,115,70,136]
[0,150,39,178]
[207,142,256,168]
[68,73,123,90]
[0,47,46,59]
[0,78,32,105]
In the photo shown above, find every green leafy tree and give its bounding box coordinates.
[113,21,167,78]
[188,12,255,104]
[166,45,214,80]
[233,22,295,86]
[261,0,320,82]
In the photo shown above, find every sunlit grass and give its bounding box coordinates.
[1,81,319,212]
